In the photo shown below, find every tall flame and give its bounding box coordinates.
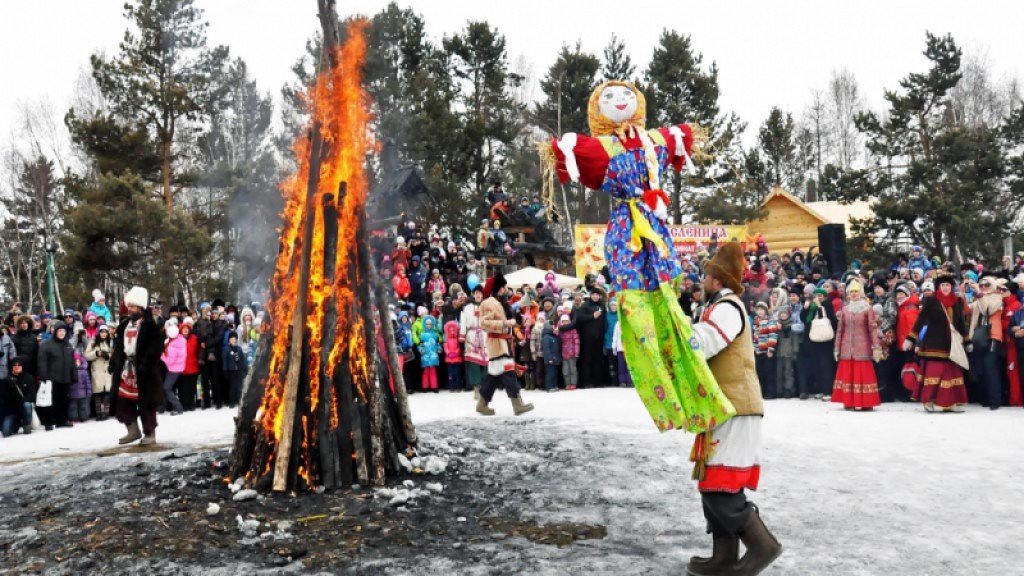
[255,20,372,485]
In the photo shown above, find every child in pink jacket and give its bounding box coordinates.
[558,314,580,390]
[160,320,186,414]
[443,320,463,391]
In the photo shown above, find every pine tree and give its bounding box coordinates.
[757,107,797,187]
[833,33,1017,264]
[444,21,524,199]
[86,0,229,213]
[533,42,600,136]
[601,34,636,83]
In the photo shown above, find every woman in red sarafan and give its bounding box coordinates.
[832,280,882,410]
[905,290,968,412]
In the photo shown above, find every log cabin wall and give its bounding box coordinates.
[746,191,828,255]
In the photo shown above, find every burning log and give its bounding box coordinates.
[229,1,416,493]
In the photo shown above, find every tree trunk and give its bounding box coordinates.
[161,139,173,214]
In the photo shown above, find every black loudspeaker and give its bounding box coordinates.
[817,223,847,275]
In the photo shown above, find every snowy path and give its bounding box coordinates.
[2,389,1023,574]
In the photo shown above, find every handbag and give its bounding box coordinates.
[971,314,992,351]
[809,308,834,343]
[948,325,970,370]
[36,380,53,408]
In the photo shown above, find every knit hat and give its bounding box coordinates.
[846,279,863,294]
[416,306,428,317]
[813,288,827,296]
[559,314,570,324]
[125,286,149,308]
[92,289,105,302]
[896,284,912,296]
[921,281,935,292]
[754,301,769,311]
[704,241,746,295]
[98,324,110,332]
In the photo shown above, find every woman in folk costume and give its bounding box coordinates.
[548,80,734,433]
[998,280,1022,406]
[832,280,883,410]
[904,294,968,412]
[688,242,782,576]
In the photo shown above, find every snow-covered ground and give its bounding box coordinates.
[3,389,1024,574]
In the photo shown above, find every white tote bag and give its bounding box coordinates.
[948,325,970,370]
[809,308,834,343]
[36,380,53,408]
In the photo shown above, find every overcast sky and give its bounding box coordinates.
[1,0,1021,150]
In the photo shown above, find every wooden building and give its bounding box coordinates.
[746,187,872,254]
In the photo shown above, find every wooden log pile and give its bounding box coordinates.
[227,0,416,493]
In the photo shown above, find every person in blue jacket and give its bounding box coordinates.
[603,299,619,383]
[541,321,562,391]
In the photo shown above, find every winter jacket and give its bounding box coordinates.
[85,338,113,394]
[895,295,920,350]
[109,310,163,412]
[443,321,463,364]
[223,343,248,373]
[542,325,562,365]
[834,300,881,361]
[872,293,898,335]
[2,371,36,409]
[604,308,618,351]
[0,333,15,380]
[908,255,933,273]
[774,306,799,359]
[417,318,442,368]
[558,325,580,360]
[968,292,1004,348]
[396,314,414,353]
[182,333,201,375]
[37,325,76,385]
[752,315,779,355]
[10,323,39,376]
[88,301,113,324]
[480,296,514,361]
[161,334,187,373]
[427,276,447,297]
[70,351,92,400]
[392,274,412,300]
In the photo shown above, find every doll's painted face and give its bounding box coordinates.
[598,85,638,124]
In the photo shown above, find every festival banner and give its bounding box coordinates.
[574,224,748,278]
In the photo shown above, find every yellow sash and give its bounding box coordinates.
[624,199,670,258]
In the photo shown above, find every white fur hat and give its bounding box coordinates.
[92,289,105,302]
[125,286,149,308]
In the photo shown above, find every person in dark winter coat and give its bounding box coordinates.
[67,348,92,423]
[204,309,230,408]
[223,333,248,407]
[37,321,76,429]
[804,287,839,398]
[541,322,562,391]
[2,357,35,436]
[10,315,39,378]
[109,286,163,445]
[561,289,606,387]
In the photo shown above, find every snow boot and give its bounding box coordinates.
[119,422,142,445]
[732,508,782,576]
[511,396,534,416]
[475,396,495,416]
[140,432,157,446]
[687,536,739,574]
